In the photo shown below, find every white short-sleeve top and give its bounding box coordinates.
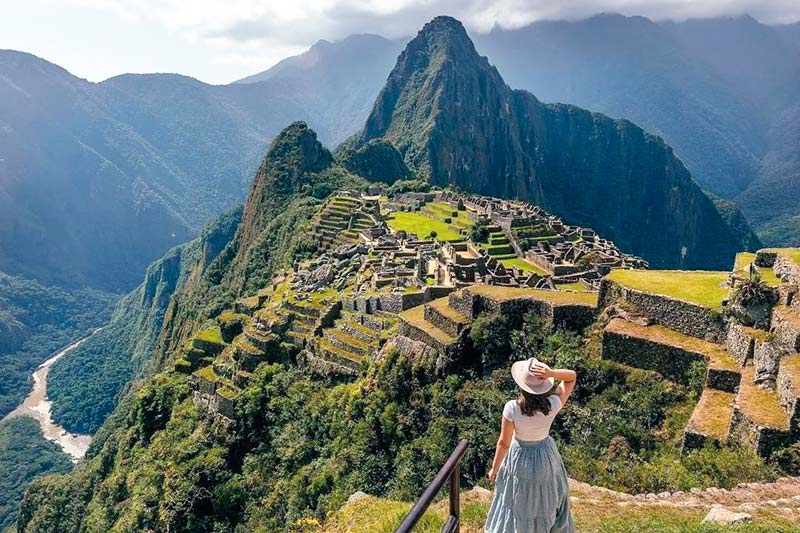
[502,395,562,441]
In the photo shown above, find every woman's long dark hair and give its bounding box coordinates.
[518,389,554,416]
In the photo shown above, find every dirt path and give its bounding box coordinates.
[1,329,102,462]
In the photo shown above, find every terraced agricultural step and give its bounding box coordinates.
[212,353,237,382]
[398,305,456,353]
[777,353,800,433]
[316,338,362,371]
[323,328,372,357]
[284,300,322,318]
[243,327,278,352]
[286,330,307,349]
[603,318,740,392]
[291,320,312,334]
[683,389,736,451]
[424,297,470,337]
[772,306,800,353]
[730,366,792,457]
[486,244,514,256]
[337,318,382,344]
[231,336,268,372]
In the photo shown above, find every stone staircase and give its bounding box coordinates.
[601,250,800,458]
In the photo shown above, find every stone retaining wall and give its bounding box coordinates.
[725,324,756,366]
[777,363,800,434]
[754,341,783,386]
[424,305,463,337]
[599,279,727,342]
[602,328,708,386]
[729,408,791,458]
[772,308,800,353]
[775,256,800,285]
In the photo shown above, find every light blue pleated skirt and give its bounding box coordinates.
[484,437,574,533]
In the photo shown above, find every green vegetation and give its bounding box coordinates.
[385,211,462,241]
[606,270,729,309]
[512,224,561,251]
[386,179,431,195]
[0,272,116,419]
[498,257,549,275]
[734,253,780,286]
[763,248,800,266]
[195,327,224,345]
[17,303,780,532]
[47,207,242,436]
[0,417,72,531]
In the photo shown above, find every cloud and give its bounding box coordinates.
[63,0,800,80]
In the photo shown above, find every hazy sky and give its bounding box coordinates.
[3,0,800,85]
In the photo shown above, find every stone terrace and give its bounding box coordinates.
[600,248,800,459]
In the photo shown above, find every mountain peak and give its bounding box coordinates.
[412,15,477,58]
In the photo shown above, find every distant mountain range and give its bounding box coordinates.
[1,12,797,295]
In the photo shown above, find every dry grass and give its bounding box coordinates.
[737,367,790,430]
[606,270,729,309]
[321,489,800,532]
[688,389,735,438]
[780,354,800,395]
[466,285,598,306]
[428,297,469,324]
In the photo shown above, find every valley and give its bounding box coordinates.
[2,330,99,462]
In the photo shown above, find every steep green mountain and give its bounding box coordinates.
[353,16,758,270]
[0,272,115,419]
[46,207,242,435]
[0,417,72,531]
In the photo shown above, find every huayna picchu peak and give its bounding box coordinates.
[7,13,800,533]
[351,14,760,271]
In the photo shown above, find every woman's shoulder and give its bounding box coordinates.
[549,394,563,411]
[502,399,518,420]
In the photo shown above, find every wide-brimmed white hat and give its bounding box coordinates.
[511,357,555,395]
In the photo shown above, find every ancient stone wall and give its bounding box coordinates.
[775,256,800,285]
[777,363,800,434]
[725,324,756,366]
[729,408,791,458]
[602,328,707,385]
[599,279,727,342]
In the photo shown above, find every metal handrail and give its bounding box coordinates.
[395,439,469,533]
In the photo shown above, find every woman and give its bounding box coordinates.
[484,357,577,533]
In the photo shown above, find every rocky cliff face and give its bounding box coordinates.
[354,16,760,270]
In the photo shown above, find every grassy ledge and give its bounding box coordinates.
[606,270,729,309]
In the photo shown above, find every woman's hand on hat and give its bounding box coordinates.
[530,362,552,378]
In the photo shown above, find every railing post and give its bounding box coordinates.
[449,462,460,532]
[395,439,468,533]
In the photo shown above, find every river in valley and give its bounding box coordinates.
[1,330,101,462]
